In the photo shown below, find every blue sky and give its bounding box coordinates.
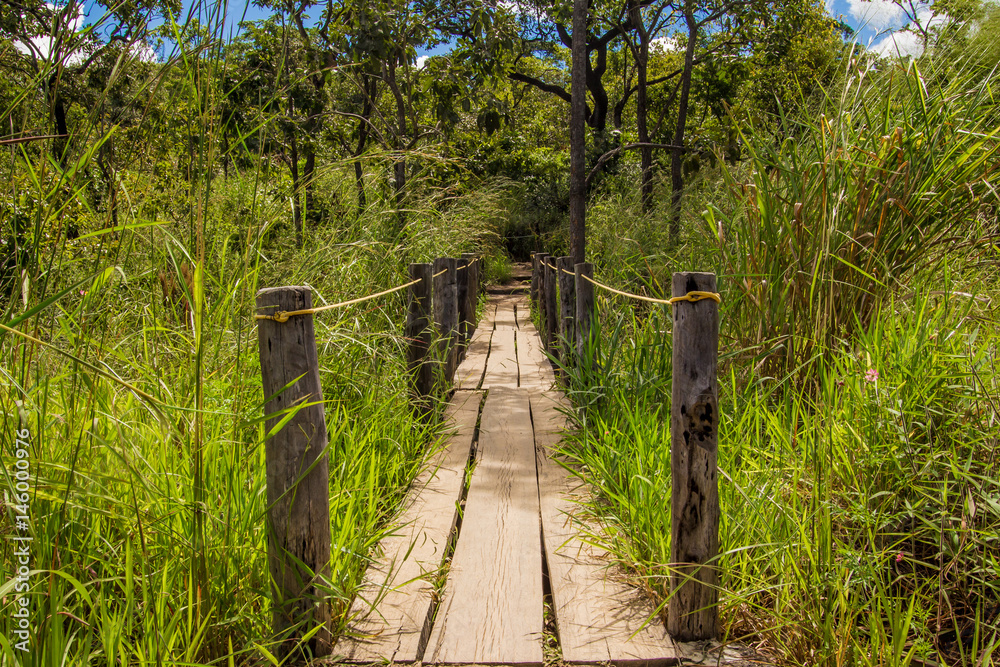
[70,0,931,60]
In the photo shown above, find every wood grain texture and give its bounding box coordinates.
[668,272,720,641]
[425,387,543,665]
[434,257,459,384]
[406,263,434,415]
[337,390,482,663]
[482,329,518,389]
[574,262,595,360]
[530,392,678,666]
[493,299,518,330]
[544,258,559,353]
[517,323,555,391]
[557,256,576,366]
[256,286,333,656]
[454,327,492,391]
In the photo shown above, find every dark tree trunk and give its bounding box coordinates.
[569,0,588,264]
[303,145,317,226]
[51,83,69,167]
[289,135,303,249]
[384,59,409,232]
[632,5,653,212]
[670,9,698,245]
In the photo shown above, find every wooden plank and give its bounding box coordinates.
[516,295,534,330]
[425,388,543,665]
[482,329,518,389]
[518,325,555,390]
[337,390,482,663]
[493,299,518,329]
[454,327,492,391]
[531,392,678,666]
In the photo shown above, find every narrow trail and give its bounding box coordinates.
[334,271,678,666]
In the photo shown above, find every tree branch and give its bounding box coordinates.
[586,142,685,185]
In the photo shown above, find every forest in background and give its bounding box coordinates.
[2,0,1000,662]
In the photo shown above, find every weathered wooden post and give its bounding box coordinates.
[456,257,471,360]
[433,257,459,386]
[255,286,332,657]
[575,262,595,359]
[535,252,549,332]
[406,264,434,416]
[544,255,558,353]
[530,253,540,310]
[557,256,575,367]
[668,272,720,641]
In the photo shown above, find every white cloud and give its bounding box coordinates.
[13,3,86,64]
[416,55,430,69]
[650,35,681,53]
[847,0,907,30]
[871,29,925,56]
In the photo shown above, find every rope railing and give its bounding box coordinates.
[256,257,479,323]
[541,259,720,306]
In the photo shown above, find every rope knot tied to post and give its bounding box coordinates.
[667,291,721,306]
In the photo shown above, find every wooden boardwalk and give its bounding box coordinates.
[335,291,678,666]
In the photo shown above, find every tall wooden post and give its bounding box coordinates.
[535,252,549,330]
[255,286,332,657]
[456,257,471,359]
[668,272,720,641]
[544,256,558,353]
[530,253,540,310]
[575,262,595,359]
[433,257,459,386]
[557,256,576,367]
[406,264,434,416]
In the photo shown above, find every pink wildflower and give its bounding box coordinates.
[895,552,904,563]
[865,368,879,383]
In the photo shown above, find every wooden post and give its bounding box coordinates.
[461,253,478,343]
[456,257,470,360]
[255,286,332,657]
[668,272,720,641]
[433,257,459,386]
[406,264,434,416]
[544,256,558,353]
[530,253,540,310]
[557,256,575,367]
[535,252,549,331]
[575,262,595,360]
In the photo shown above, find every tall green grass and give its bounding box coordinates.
[563,291,1000,665]
[0,2,506,662]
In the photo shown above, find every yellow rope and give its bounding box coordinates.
[577,273,720,306]
[254,256,481,323]
[255,278,421,323]
[667,291,721,305]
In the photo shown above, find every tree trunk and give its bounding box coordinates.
[670,9,698,245]
[303,144,317,226]
[632,5,653,212]
[385,59,409,233]
[569,0,588,264]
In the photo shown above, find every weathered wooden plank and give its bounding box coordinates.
[454,327,492,391]
[531,392,678,666]
[337,390,482,663]
[425,388,543,665]
[482,329,518,389]
[517,323,555,390]
[493,298,518,329]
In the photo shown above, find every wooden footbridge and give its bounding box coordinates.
[335,290,678,665]
[255,258,721,665]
